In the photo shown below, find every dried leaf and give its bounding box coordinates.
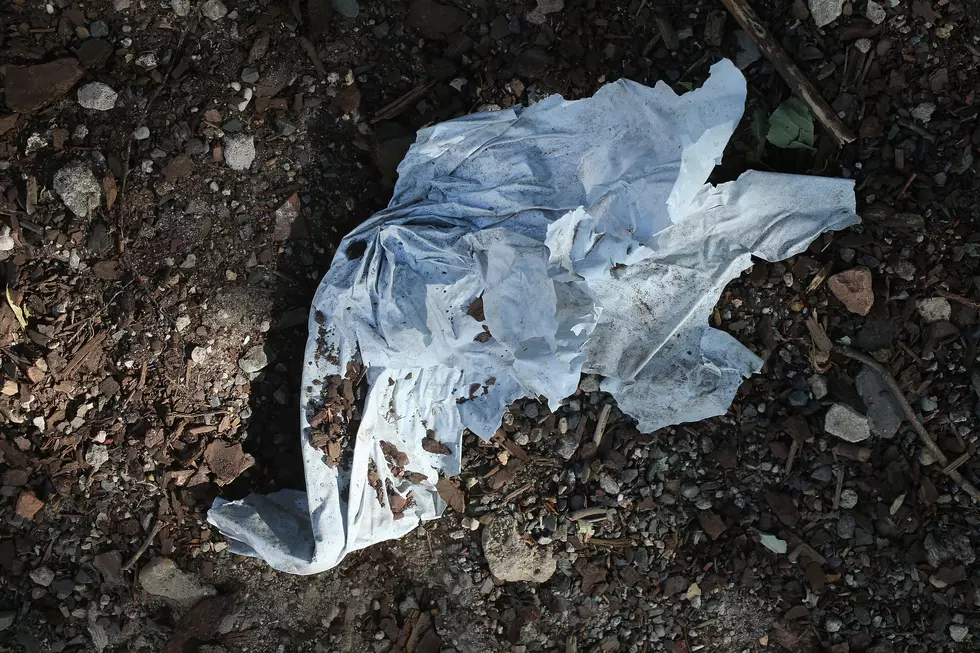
[436,477,465,513]
[103,174,117,211]
[5,287,29,329]
[805,314,832,371]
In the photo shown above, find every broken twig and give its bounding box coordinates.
[834,346,980,502]
[717,0,856,144]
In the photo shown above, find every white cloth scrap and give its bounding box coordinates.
[208,59,859,574]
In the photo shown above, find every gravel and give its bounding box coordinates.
[77,82,118,111]
[29,566,55,587]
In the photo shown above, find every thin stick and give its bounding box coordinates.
[935,289,980,311]
[717,0,856,144]
[834,346,980,501]
[593,404,613,447]
[833,468,844,511]
[123,519,165,571]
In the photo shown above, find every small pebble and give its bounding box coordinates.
[133,126,150,140]
[920,396,938,412]
[839,489,859,509]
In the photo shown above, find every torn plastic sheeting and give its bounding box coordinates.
[207,59,859,575]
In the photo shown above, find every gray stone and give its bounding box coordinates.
[138,557,216,606]
[53,161,101,217]
[0,611,14,631]
[241,68,260,84]
[949,624,969,643]
[864,0,886,24]
[133,126,150,140]
[856,366,903,438]
[30,566,55,587]
[238,345,269,373]
[223,134,255,171]
[0,226,14,252]
[920,396,938,412]
[332,0,360,19]
[788,389,809,407]
[171,0,191,16]
[201,0,228,21]
[734,30,761,69]
[924,531,976,567]
[839,489,859,509]
[77,82,118,111]
[854,38,872,53]
[824,404,871,442]
[527,0,563,24]
[89,21,109,38]
[916,297,949,322]
[579,375,601,393]
[85,445,109,472]
[837,515,856,539]
[482,514,555,583]
[113,0,131,9]
[557,435,579,460]
[599,474,620,495]
[809,375,828,400]
[809,0,844,27]
[680,483,699,499]
[911,102,936,123]
[824,614,843,633]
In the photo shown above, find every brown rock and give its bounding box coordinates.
[204,441,255,485]
[331,82,361,114]
[4,59,85,114]
[698,510,727,540]
[15,490,44,519]
[827,267,874,315]
[162,154,194,181]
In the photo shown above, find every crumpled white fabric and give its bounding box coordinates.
[208,59,859,574]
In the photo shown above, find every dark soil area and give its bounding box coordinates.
[2,0,980,652]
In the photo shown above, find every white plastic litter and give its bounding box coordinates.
[208,59,859,574]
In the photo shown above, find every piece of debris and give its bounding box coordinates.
[863,0,886,24]
[4,59,85,113]
[827,267,874,315]
[138,557,217,606]
[53,161,102,218]
[77,82,118,111]
[482,513,556,583]
[824,403,871,442]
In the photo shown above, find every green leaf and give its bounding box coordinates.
[766,98,816,151]
[750,108,769,155]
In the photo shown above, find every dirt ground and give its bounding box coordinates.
[2,0,980,651]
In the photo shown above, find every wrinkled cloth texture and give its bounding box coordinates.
[208,60,859,574]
